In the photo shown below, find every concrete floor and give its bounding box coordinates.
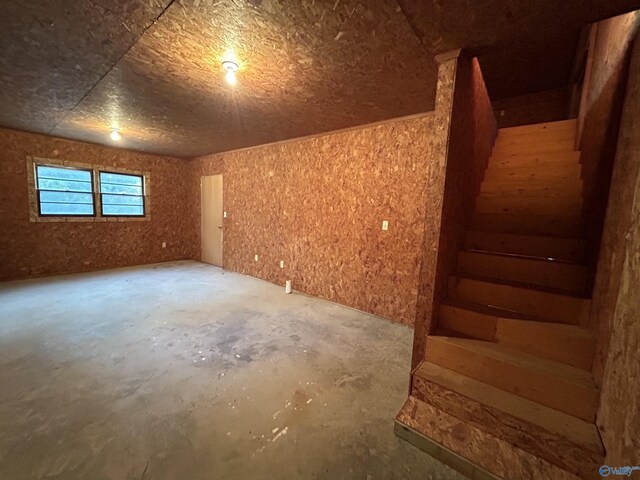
[0,261,463,480]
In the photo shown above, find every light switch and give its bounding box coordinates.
[162,242,167,248]
[224,211,227,218]
[382,220,389,231]
[255,254,259,261]
[280,260,284,268]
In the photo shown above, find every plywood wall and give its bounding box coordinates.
[191,115,434,326]
[581,12,640,385]
[412,53,497,367]
[596,30,640,465]
[579,12,640,281]
[0,128,196,280]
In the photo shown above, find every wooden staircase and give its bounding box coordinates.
[397,120,603,480]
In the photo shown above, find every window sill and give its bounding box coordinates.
[29,215,151,223]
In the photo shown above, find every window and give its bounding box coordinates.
[35,165,95,216]
[99,171,145,216]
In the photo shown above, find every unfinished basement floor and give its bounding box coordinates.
[0,261,462,480]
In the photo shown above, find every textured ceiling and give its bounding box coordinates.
[1,0,639,158]
[0,0,436,157]
[397,0,640,99]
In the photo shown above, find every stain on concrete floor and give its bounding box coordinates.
[0,261,465,480]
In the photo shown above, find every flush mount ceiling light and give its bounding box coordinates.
[110,129,121,141]
[222,60,239,86]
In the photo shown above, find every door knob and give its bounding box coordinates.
[218,225,223,229]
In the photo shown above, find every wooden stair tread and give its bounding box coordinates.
[440,298,589,330]
[439,299,595,369]
[464,231,586,262]
[451,270,588,298]
[414,362,603,455]
[425,335,598,421]
[457,251,587,295]
[489,150,581,164]
[448,275,590,324]
[475,194,582,216]
[497,119,577,137]
[481,171,582,182]
[470,213,584,238]
[428,335,595,387]
[480,184,583,197]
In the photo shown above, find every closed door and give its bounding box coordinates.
[201,175,223,266]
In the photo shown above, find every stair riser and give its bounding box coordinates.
[475,195,582,216]
[425,338,598,421]
[497,119,577,137]
[470,213,585,238]
[457,252,588,295]
[410,377,602,478]
[482,171,582,183]
[492,144,576,157]
[488,163,579,176]
[439,304,594,369]
[489,152,581,169]
[480,184,582,197]
[464,231,586,262]
[448,276,590,324]
[485,164,581,178]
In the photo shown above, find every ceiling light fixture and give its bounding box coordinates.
[222,60,239,86]
[110,129,121,141]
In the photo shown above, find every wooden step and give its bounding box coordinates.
[498,119,577,137]
[491,142,575,157]
[492,140,575,156]
[425,336,598,421]
[482,168,581,183]
[489,151,581,169]
[410,363,603,478]
[464,231,586,262]
[485,162,581,178]
[457,251,587,294]
[447,276,590,324]
[439,300,595,368]
[480,180,582,197]
[469,213,585,237]
[475,194,582,216]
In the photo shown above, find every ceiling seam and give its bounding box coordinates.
[47,0,178,135]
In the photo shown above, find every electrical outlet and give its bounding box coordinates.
[280,260,284,268]
[255,254,259,261]
[162,242,167,248]
[382,220,389,231]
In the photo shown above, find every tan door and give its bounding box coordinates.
[201,175,223,266]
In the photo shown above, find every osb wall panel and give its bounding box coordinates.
[596,31,640,465]
[0,128,195,281]
[397,397,585,480]
[412,53,497,368]
[492,87,571,128]
[410,57,456,357]
[433,55,497,318]
[579,13,640,282]
[191,115,434,326]
[585,14,640,385]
